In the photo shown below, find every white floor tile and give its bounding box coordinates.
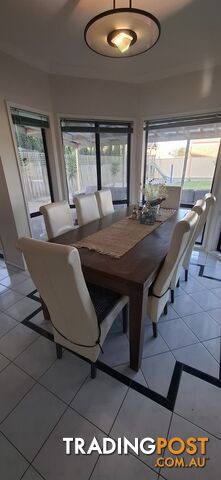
[142,326,170,358]
[0,363,34,423]
[22,466,44,480]
[197,276,221,290]
[182,311,221,341]
[33,408,104,480]
[159,304,179,323]
[91,451,158,480]
[0,312,18,339]
[0,290,23,312]
[100,332,130,367]
[1,383,66,462]
[142,352,176,397]
[203,338,220,363]
[30,310,53,333]
[0,271,27,288]
[175,372,221,438]
[158,318,199,350]
[173,343,219,377]
[111,388,171,470]
[172,293,203,316]
[0,283,10,294]
[181,276,206,294]
[12,278,36,295]
[5,297,40,321]
[207,308,221,325]
[0,352,10,372]
[15,336,56,379]
[0,432,28,480]
[72,370,128,433]
[0,269,10,281]
[190,290,221,310]
[39,350,89,403]
[0,323,38,360]
[161,413,221,479]
[115,363,148,387]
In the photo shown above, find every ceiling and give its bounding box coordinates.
[0,0,221,84]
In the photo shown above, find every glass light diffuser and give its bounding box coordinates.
[111,31,133,53]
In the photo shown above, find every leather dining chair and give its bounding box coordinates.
[17,237,129,379]
[170,198,206,302]
[40,201,74,240]
[75,193,100,226]
[95,190,114,217]
[147,210,198,337]
[183,193,216,282]
[162,186,182,210]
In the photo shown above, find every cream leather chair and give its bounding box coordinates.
[147,210,198,337]
[95,190,114,217]
[170,198,206,302]
[162,186,182,209]
[183,193,216,282]
[75,193,100,226]
[17,238,129,379]
[40,201,74,240]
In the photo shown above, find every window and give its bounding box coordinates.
[61,120,132,205]
[11,108,54,217]
[144,114,221,243]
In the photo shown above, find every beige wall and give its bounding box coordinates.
[139,66,221,119]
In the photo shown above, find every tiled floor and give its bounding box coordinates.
[0,250,220,479]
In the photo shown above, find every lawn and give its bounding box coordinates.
[182,180,211,190]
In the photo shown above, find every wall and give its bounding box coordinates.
[0,51,54,266]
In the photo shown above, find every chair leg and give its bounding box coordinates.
[152,323,158,338]
[185,269,188,282]
[171,289,174,304]
[56,343,62,359]
[164,303,168,315]
[177,278,180,288]
[122,304,128,334]
[91,363,97,379]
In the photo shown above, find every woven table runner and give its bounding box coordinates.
[73,209,176,259]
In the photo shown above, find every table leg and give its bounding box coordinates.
[40,297,50,321]
[129,287,147,371]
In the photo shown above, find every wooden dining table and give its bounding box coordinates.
[50,206,187,371]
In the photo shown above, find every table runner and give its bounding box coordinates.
[73,209,176,259]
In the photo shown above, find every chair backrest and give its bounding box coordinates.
[75,193,100,226]
[162,186,182,209]
[17,238,99,347]
[39,201,73,240]
[153,210,198,297]
[183,193,216,269]
[95,190,114,217]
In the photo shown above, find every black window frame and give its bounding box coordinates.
[60,119,132,207]
[11,108,54,218]
[143,114,221,245]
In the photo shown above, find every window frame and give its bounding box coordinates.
[60,119,132,207]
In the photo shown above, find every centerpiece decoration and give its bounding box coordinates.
[140,179,168,224]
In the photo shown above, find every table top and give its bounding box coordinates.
[51,207,187,295]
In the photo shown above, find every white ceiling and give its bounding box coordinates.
[0,0,220,84]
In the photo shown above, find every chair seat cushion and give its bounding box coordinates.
[87,283,121,324]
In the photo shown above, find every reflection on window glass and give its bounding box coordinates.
[63,132,97,203]
[14,125,52,214]
[100,133,128,202]
[146,122,220,206]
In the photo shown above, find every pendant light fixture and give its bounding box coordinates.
[84,1,161,58]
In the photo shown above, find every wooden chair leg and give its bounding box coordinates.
[91,363,97,379]
[185,269,188,282]
[122,304,128,333]
[171,289,174,303]
[152,323,158,338]
[164,303,168,315]
[56,343,62,359]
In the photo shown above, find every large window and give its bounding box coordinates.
[11,108,54,217]
[61,120,132,205]
[144,115,221,208]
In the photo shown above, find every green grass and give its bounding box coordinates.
[183,180,211,190]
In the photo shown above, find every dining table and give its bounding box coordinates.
[49,206,187,371]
